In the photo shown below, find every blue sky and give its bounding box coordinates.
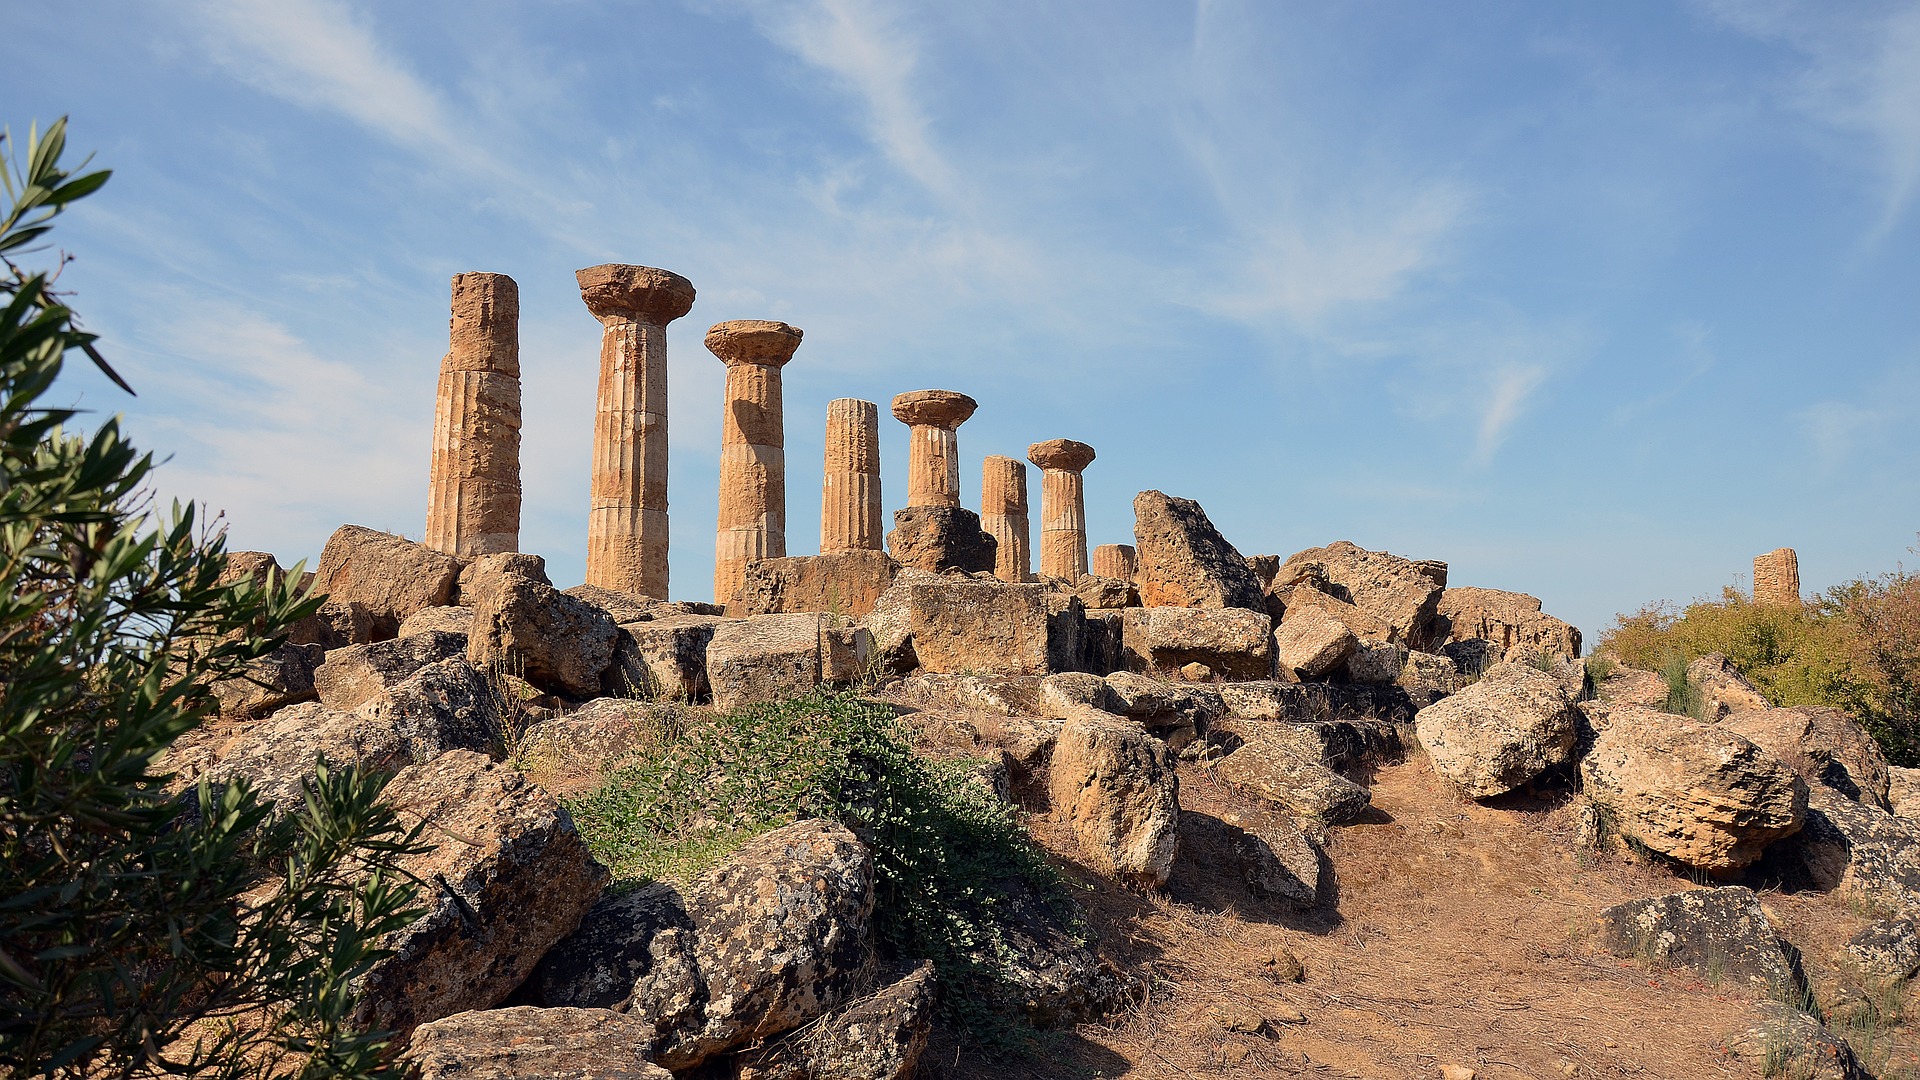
[7,0,1919,641]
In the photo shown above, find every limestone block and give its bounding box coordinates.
[1275,541,1447,648]
[1754,548,1801,606]
[469,576,619,699]
[1091,543,1136,582]
[1723,705,1891,810]
[1596,887,1798,991]
[405,1007,669,1080]
[398,605,476,638]
[1414,662,1577,799]
[738,550,899,619]
[1273,605,1357,680]
[312,525,462,641]
[705,613,870,711]
[1433,586,1581,660]
[313,630,468,711]
[209,641,323,718]
[885,505,997,575]
[1119,606,1273,680]
[1049,712,1180,887]
[862,572,1052,678]
[605,614,725,701]
[1131,490,1264,610]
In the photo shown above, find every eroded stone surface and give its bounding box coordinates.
[1275,541,1446,648]
[1754,548,1802,607]
[313,525,461,642]
[1029,439,1094,581]
[864,571,1054,678]
[425,272,522,559]
[314,630,468,711]
[1414,662,1578,799]
[1132,491,1264,611]
[821,398,883,554]
[981,455,1031,583]
[1120,606,1273,680]
[1723,705,1891,810]
[706,613,868,710]
[1597,887,1798,991]
[1092,543,1136,582]
[1433,586,1581,660]
[404,1006,669,1080]
[891,389,976,509]
[1050,712,1180,887]
[885,505,996,575]
[710,320,802,611]
[1273,605,1357,680]
[469,576,619,699]
[739,550,898,620]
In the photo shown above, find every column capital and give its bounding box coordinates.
[576,264,696,325]
[891,389,977,429]
[706,320,804,367]
[1027,438,1095,473]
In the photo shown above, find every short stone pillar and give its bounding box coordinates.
[1092,543,1137,582]
[890,390,977,508]
[425,272,521,558]
[710,320,804,610]
[821,398,882,554]
[578,264,696,600]
[980,456,1031,582]
[1028,439,1096,580]
[1754,548,1801,606]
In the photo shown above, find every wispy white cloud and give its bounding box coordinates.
[1797,399,1887,468]
[1474,364,1549,464]
[1610,320,1718,425]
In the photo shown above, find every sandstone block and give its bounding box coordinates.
[705,613,869,711]
[1049,713,1180,887]
[1434,586,1581,660]
[885,505,997,575]
[863,572,1053,678]
[1687,653,1772,719]
[454,552,550,606]
[1212,729,1372,823]
[1596,887,1798,991]
[737,961,935,1080]
[405,1007,668,1080]
[397,605,476,638]
[738,549,899,619]
[469,576,619,699]
[605,614,725,701]
[1723,705,1891,810]
[1120,605,1272,680]
[314,630,468,711]
[1414,662,1578,799]
[312,525,461,641]
[1272,605,1357,680]
[210,641,323,718]
[1131,490,1264,610]
[1275,541,1446,648]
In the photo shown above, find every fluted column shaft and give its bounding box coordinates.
[1092,543,1137,581]
[822,398,882,553]
[1754,548,1801,606]
[890,390,977,509]
[1028,438,1096,581]
[579,264,695,600]
[426,272,521,558]
[980,456,1030,582]
[710,321,803,609]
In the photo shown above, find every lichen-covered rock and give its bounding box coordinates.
[1040,671,1122,715]
[469,575,619,699]
[1178,811,1321,907]
[605,614,724,701]
[1345,641,1409,684]
[1063,573,1138,611]
[210,641,323,718]
[1104,672,1224,743]
[1895,766,1920,819]
[1397,649,1468,707]
[737,962,935,1080]
[1275,541,1448,648]
[1687,653,1772,720]
[1131,491,1264,611]
[1597,887,1798,992]
[625,820,876,1070]
[863,571,1053,678]
[884,505,997,575]
[455,552,551,607]
[312,524,461,641]
[1414,662,1577,799]
[1844,919,1920,983]
[404,1006,669,1080]
[1723,705,1891,810]
[1434,586,1581,660]
[358,657,501,757]
[1212,727,1372,823]
[527,881,696,1009]
[1118,605,1272,679]
[1214,680,1415,726]
[1725,1002,1871,1080]
[740,550,900,620]
[1582,706,1807,874]
[1049,712,1180,887]
[1788,787,1920,917]
[562,583,661,624]
[356,751,608,1036]
[705,613,869,710]
[314,630,468,710]
[1592,660,1669,708]
[397,605,476,639]
[515,698,673,793]
[1272,605,1357,680]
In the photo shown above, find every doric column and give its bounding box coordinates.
[980,456,1030,582]
[890,390,977,507]
[1754,548,1802,606]
[1028,439,1096,580]
[821,398,882,553]
[1092,543,1136,581]
[425,272,520,558]
[710,320,803,609]
[578,264,696,600]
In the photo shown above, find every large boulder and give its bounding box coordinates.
[1894,766,1920,819]
[885,506,996,575]
[605,614,725,701]
[313,630,468,710]
[624,821,876,1070]
[1177,811,1322,908]
[1581,706,1808,874]
[356,751,608,1036]
[397,605,476,638]
[1687,653,1773,720]
[705,613,868,711]
[562,583,661,624]
[1724,1002,1871,1080]
[1591,660,1669,709]
[1414,662,1578,799]
[404,1007,669,1080]
[1049,712,1181,887]
[1433,586,1581,660]
[1272,605,1357,680]
[863,572,1053,678]
[1786,787,1920,918]
[1274,541,1447,648]
[739,550,900,620]
[1211,726,1372,823]
[1130,491,1264,611]
[210,641,323,718]
[1723,705,1891,810]
[1845,919,1920,983]
[514,698,673,794]
[312,525,461,641]
[469,575,620,699]
[1596,887,1798,992]
[1215,680,1417,727]
[1118,606,1272,680]
[736,962,935,1080]
[455,552,552,606]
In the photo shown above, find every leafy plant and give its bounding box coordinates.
[0,118,426,1079]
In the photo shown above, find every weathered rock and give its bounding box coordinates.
[1119,605,1272,680]
[398,605,476,639]
[1079,609,1125,677]
[1272,605,1357,680]
[1723,705,1892,810]
[884,505,997,575]
[1178,811,1320,907]
[982,886,1134,1028]
[1344,641,1408,684]
[625,821,875,1070]
[469,576,620,699]
[705,613,869,711]
[739,550,898,619]
[563,583,659,624]
[738,962,935,1080]
[1894,766,1920,819]
[1275,541,1447,648]
[1212,729,1372,823]
[606,614,724,701]
[1272,584,1395,645]
[1597,887,1798,991]
[1049,713,1180,887]
[1213,680,1416,726]
[424,273,523,561]
[357,751,608,1035]
[1396,649,1467,707]
[863,571,1052,677]
[1433,586,1581,660]
[1787,787,1920,917]
[1092,544,1136,582]
[313,630,468,711]
[1687,653,1772,720]
[1581,706,1807,873]
[312,525,462,641]
[1754,548,1803,607]
[821,397,884,556]
[1105,671,1225,734]
[1239,718,1402,773]
[1131,490,1263,611]
[515,698,673,788]
[1066,573,1138,610]
[210,641,323,718]
[1040,671,1122,716]
[455,552,550,607]
[357,657,503,762]
[405,1006,669,1080]
[1414,662,1578,799]
[1591,660,1669,709]
[1725,1002,1871,1080]
[892,672,1045,717]
[307,599,378,650]
[979,454,1032,583]
[1845,919,1920,982]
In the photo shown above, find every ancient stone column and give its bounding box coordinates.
[890,390,977,508]
[821,398,882,553]
[710,320,804,609]
[980,456,1030,582]
[425,272,521,558]
[578,264,696,600]
[1028,439,1096,580]
[1754,548,1802,606]
[1092,543,1137,581]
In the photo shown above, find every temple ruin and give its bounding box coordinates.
[424,272,521,559]
[709,320,803,610]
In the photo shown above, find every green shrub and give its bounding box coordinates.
[566,690,1072,1029]
[0,119,425,1079]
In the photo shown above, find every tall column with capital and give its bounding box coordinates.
[1028,439,1096,580]
[710,320,804,609]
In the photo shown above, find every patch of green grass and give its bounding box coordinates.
[565,690,1073,1034]
[1660,654,1707,719]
